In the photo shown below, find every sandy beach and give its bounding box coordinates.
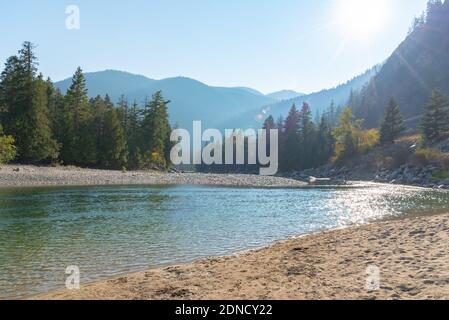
[34,212,449,300]
[0,165,306,188]
[2,165,449,300]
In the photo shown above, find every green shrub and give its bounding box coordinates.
[413,148,449,168]
[0,130,17,165]
[432,170,449,180]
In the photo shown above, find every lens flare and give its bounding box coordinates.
[335,0,391,39]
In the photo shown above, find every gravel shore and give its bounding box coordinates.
[0,165,307,188]
[35,213,449,300]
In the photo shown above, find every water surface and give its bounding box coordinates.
[1,184,449,299]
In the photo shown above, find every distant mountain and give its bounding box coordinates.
[56,70,156,99]
[233,87,266,96]
[53,61,380,132]
[352,0,449,128]
[267,90,304,101]
[223,66,379,129]
[55,70,276,130]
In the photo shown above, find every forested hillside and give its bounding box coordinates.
[0,43,172,170]
[55,71,276,130]
[352,0,449,128]
[224,66,379,130]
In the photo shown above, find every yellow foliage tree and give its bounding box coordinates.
[332,107,379,164]
[0,125,17,165]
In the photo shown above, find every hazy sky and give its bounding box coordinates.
[0,0,429,94]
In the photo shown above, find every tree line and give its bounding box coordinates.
[264,88,449,173]
[409,0,444,33]
[2,42,449,172]
[0,42,172,169]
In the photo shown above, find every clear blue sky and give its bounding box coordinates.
[0,0,429,94]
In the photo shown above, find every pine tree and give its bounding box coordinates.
[104,94,114,109]
[280,104,301,171]
[0,42,58,163]
[62,67,96,165]
[380,97,406,145]
[262,115,276,158]
[126,100,143,169]
[284,105,300,139]
[46,77,63,142]
[328,100,336,125]
[117,95,129,133]
[99,107,128,169]
[262,115,275,130]
[91,95,108,162]
[420,90,449,143]
[316,115,334,165]
[275,115,285,166]
[426,0,444,25]
[298,102,317,169]
[348,89,356,109]
[275,116,284,133]
[141,91,171,168]
[48,87,66,154]
[0,56,22,127]
[87,94,128,169]
[25,75,60,161]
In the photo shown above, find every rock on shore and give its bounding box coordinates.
[285,164,449,189]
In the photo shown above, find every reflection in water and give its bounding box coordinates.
[1,184,449,299]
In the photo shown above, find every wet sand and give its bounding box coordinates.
[35,213,449,300]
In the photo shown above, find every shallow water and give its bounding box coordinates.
[1,184,449,299]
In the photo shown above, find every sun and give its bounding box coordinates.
[334,0,391,39]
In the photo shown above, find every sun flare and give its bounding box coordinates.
[335,0,391,39]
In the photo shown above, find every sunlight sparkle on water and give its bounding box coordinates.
[1,184,449,298]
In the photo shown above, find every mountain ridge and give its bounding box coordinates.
[267,90,305,101]
[352,0,449,128]
[221,66,380,129]
[56,68,378,130]
[55,70,277,129]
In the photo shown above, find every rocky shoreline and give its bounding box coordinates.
[2,164,448,190]
[0,165,307,189]
[285,164,449,189]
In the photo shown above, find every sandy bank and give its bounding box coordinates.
[0,165,306,188]
[35,213,449,300]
